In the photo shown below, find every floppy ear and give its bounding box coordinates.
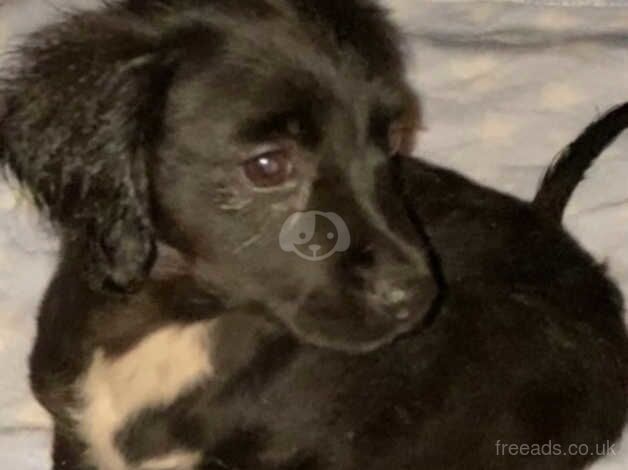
[0,13,174,294]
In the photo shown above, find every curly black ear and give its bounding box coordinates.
[1,11,173,294]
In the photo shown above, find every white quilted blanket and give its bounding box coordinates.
[1,0,627,468]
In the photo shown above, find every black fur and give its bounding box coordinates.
[0,11,172,293]
[114,151,628,470]
[0,1,627,470]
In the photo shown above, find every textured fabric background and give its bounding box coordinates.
[1,0,627,468]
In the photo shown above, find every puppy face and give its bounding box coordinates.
[1,0,435,352]
[151,16,436,352]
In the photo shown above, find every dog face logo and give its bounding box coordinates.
[279,211,351,261]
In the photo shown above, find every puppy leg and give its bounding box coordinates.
[52,426,92,470]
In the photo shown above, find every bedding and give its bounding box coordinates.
[1,0,627,468]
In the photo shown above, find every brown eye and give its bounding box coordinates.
[243,148,294,188]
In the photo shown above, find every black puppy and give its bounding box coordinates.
[1,1,431,468]
[111,106,628,470]
[1,1,627,469]
[103,105,628,470]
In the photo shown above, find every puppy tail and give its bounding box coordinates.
[533,102,628,222]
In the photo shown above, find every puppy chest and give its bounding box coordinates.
[75,321,216,470]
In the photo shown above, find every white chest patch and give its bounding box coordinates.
[75,321,216,470]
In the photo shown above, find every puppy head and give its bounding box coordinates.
[1,0,434,352]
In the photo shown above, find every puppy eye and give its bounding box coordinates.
[243,146,294,188]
